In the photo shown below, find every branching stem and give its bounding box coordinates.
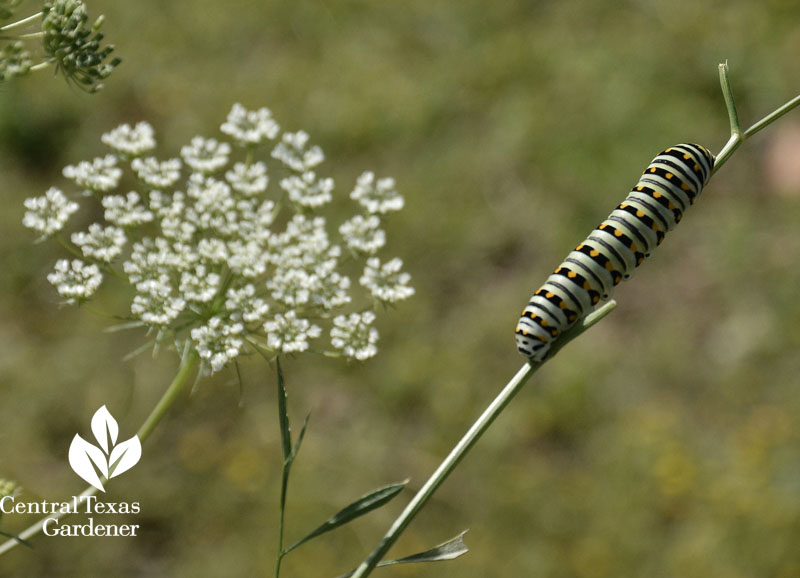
[350,61,800,578]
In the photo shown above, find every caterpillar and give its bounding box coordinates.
[515,143,715,361]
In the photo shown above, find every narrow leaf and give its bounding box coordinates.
[385,530,469,564]
[290,413,311,462]
[334,531,469,578]
[276,358,292,461]
[286,481,407,554]
[104,320,147,333]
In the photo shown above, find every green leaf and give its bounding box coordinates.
[276,358,291,461]
[285,481,408,554]
[334,531,468,578]
[386,530,469,564]
[290,413,311,462]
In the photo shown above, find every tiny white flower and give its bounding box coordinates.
[181,136,231,174]
[267,268,315,307]
[179,265,221,303]
[331,311,379,361]
[102,192,154,227]
[191,315,245,372]
[280,171,334,208]
[360,257,415,302]
[101,122,156,156]
[312,271,351,310]
[62,155,122,192]
[339,214,386,254]
[225,284,270,324]
[263,311,321,353]
[71,223,127,263]
[225,161,269,196]
[47,259,103,303]
[23,187,79,236]
[220,103,280,146]
[131,289,186,326]
[131,157,182,189]
[350,171,404,214]
[271,130,324,172]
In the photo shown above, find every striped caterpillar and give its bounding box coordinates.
[515,143,715,361]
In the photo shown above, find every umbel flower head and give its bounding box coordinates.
[23,104,415,373]
[40,0,120,92]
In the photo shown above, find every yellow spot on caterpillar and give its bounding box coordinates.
[559,302,568,309]
[683,154,690,159]
[583,282,591,290]
[666,173,673,179]
[668,202,675,209]
[592,295,599,303]
[577,244,584,250]
[637,186,644,191]
[631,243,639,251]
[605,262,614,271]
[636,210,644,217]
[540,318,548,327]
[614,230,622,237]
[568,271,577,278]
[590,250,599,257]
[653,192,662,198]
[694,164,700,170]
[545,292,554,298]
[650,167,657,173]
[681,183,690,191]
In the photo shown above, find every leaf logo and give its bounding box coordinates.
[68,406,142,492]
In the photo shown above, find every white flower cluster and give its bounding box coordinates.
[23,104,414,373]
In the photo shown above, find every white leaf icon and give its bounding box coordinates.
[69,434,108,492]
[91,405,118,454]
[108,436,142,479]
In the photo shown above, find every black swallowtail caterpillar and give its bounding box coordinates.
[515,143,715,361]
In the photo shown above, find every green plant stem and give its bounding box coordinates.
[351,63,800,578]
[137,347,199,442]
[349,301,617,578]
[713,62,800,173]
[0,348,199,556]
[0,12,41,32]
[28,61,51,72]
[275,360,290,578]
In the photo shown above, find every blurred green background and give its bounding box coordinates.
[2,0,800,576]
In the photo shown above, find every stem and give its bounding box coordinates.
[713,61,800,173]
[29,61,51,73]
[0,12,42,32]
[350,301,617,578]
[275,358,291,578]
[348,61,800,578]
[0,347,199,556]
[137,346,199,442]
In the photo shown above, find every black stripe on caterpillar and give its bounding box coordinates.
[515,143,715,361]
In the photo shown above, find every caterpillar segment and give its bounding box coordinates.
[516,143,714,361]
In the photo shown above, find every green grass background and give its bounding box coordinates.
[2,0,800,576]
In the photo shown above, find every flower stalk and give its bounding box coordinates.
[0,348,199,556]
[350,62,800,578]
